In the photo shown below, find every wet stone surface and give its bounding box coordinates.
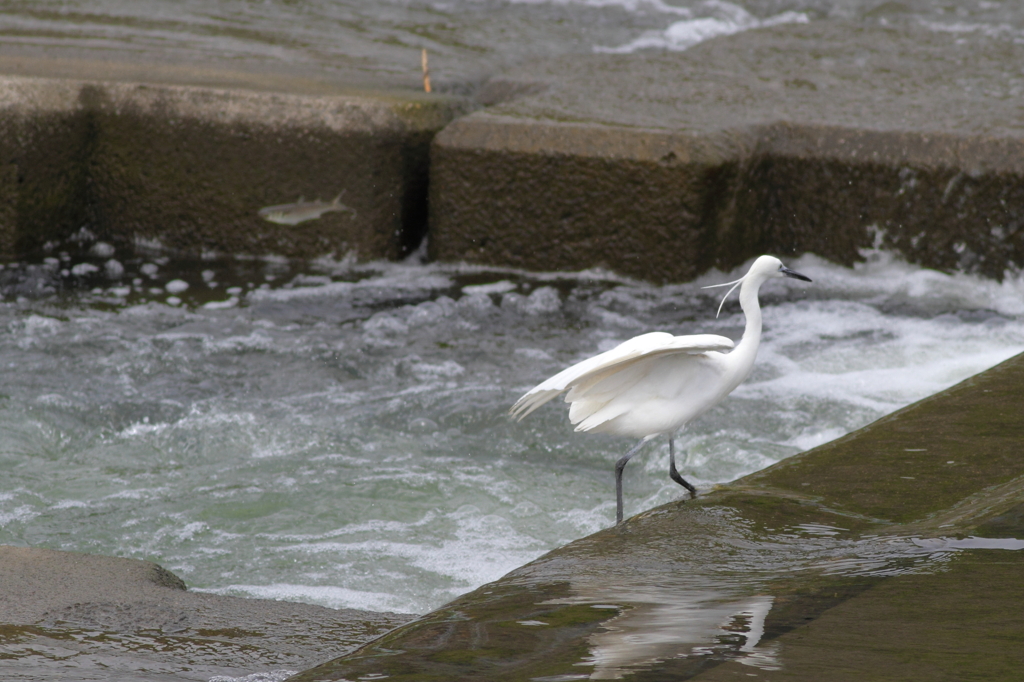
[290,353,1024,681]
[0,546,412,682]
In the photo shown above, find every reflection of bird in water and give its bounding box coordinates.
[511,255,812,525]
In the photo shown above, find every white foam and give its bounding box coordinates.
[589,306,646,329]
[53,499,90,510]
[738,298,1024,412]
[0,505,41,525]
[165,279,190,294]
[506,0,692,16]
[205,583,416,614]
[784,427,849,452]
[249,271,453,303]
[207,670,298,682]
[523,286,562,314]
[919,18,1022,41]
[266,512,440,542]
[363,313,409,336]
[463,280,516,295]
[203,297,240,309]
[103,487,172,501]
[596,1,808,53]
[116,410,262,444]
[786,250,1024,317]
[912,536,1024,552]
[407,300,448,327]
[70,262,100,276]
[266,505,551,613]
[205,330,276,353]
[35,393,77,407]
[119,420,170,437]
[402,357,466,379]
[515,347,555,361]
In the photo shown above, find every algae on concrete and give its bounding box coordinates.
[692,549,1024,681]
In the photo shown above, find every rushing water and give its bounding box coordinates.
[1,1,1023,91]
[1,244,1023,616]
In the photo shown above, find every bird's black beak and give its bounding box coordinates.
[780,266,812,282]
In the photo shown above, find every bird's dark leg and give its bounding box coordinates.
[615,440,647,525]
[668,438,697,500]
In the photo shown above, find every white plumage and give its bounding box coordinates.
[511,255,812,525]
[511,332,734,437]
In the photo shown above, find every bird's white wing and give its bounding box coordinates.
[510,333,674,420]
[510,332,734,420]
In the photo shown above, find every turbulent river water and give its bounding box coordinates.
[1,246,1023,615]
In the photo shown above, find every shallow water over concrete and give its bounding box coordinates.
[0,543,412,682]
[291,493,1024,681]
[0,625,320,682]
[2,1,1024,92]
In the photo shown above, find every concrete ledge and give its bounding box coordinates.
[431,116,754,282]
[0,73,470,261]
[430,21,1024,282]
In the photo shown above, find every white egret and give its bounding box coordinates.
[510,255,812,525]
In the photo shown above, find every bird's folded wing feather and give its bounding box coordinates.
[509,332,734,420]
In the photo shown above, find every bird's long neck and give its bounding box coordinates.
[729,276,764,380]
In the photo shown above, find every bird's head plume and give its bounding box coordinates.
[701,274,746,318]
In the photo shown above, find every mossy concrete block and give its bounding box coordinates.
[0,73,469,261]
[743,125,1024,280]
[431,116,755,282]
[430,21,1024,282]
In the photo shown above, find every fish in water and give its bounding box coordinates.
[257,193,356,226]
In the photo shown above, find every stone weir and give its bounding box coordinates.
[289,350,1024,681]
[431,21,1024,283]
[2,21,1024,284]
[0,55,471,264]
